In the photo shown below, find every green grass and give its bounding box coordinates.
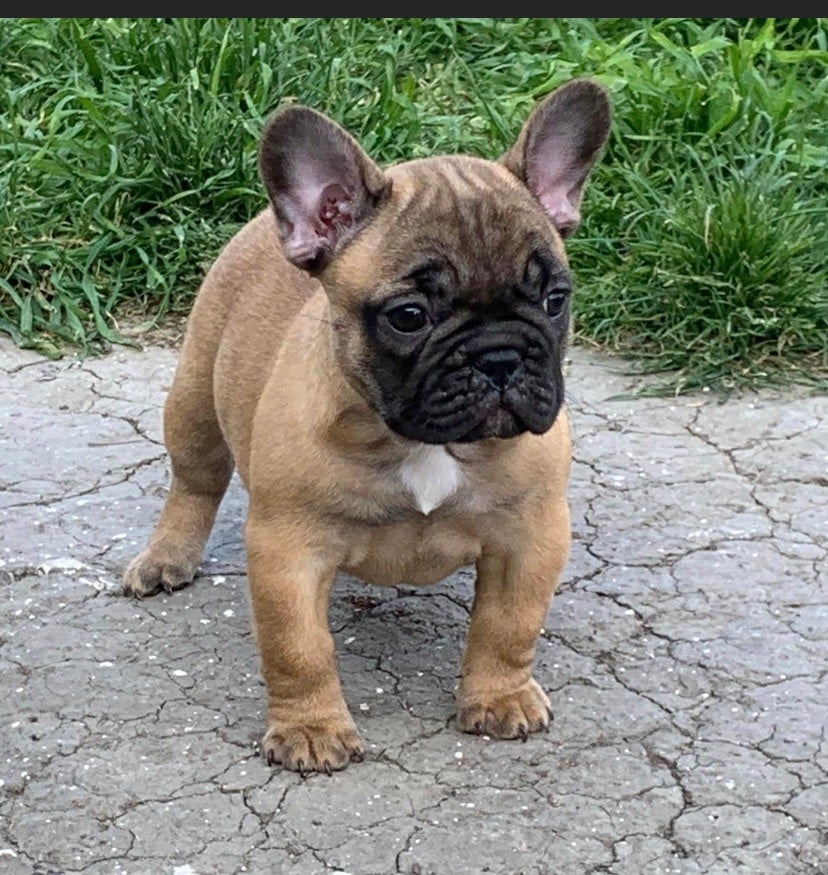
[1,17,826,393]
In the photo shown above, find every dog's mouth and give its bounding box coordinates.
[365,314,565,445]
[449,405,525,443]
[383,367,561,444]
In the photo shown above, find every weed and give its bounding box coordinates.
[1,18,826,391]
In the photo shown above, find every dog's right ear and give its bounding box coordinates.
[500,79,611,238]
[259,106,389,273]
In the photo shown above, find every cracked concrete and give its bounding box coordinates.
[1,336,826,874]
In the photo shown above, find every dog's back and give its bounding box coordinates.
[177,208,321,482]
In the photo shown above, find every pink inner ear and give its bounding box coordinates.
[525,117,599,237]
[316,182,354,232]
[536,183,580,236]
[282,181,355,267]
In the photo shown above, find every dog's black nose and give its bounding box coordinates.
[474,348,522,389]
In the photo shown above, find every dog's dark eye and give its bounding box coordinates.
[543,289,570,318]
[385,304,430,334]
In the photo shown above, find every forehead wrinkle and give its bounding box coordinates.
[363,157,567,292]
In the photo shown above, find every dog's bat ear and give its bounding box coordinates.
[259,106,389,272]
[500,79,611,237]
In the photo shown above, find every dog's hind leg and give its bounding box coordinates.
[124,336,234,598]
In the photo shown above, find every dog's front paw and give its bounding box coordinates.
[457,677,552,740]
[123,547,198,598]
[262,717,365,774]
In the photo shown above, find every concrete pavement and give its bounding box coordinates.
[1,338,826,874]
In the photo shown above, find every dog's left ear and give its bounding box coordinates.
[500,79,611,237]
[259,106,389,272]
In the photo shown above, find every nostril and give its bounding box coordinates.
[474,348,522,388]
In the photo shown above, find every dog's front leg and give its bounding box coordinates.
[245,517,363,773]
[457,500,571,740]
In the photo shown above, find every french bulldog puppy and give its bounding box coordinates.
[124,79,611,773]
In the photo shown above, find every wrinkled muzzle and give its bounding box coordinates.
[382,320,563,444]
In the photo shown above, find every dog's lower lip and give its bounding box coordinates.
[386,381,557,443]
[437,405,526,443]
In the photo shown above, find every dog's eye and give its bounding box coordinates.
[385,304,430,334]
[543,289,570,318]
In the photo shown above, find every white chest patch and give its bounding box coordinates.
[398,445,464,515]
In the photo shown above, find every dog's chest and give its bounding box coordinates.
[343,443,490,586]
[397,445,465,515]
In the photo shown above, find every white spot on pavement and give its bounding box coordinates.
[38,557,87,574]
